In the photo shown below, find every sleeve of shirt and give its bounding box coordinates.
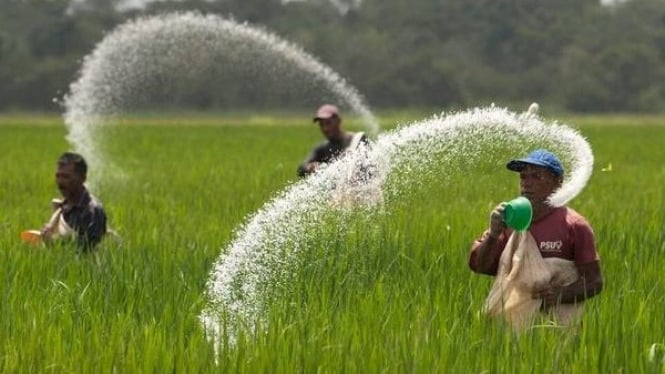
[76,206,107,250]
[297,144,324,177]
[571,218,600,265]
[468,229,508,275]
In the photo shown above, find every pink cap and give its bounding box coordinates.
[313,104,340,121]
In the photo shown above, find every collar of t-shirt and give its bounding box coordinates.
[61,189,91,214]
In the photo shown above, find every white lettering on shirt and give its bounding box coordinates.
[540,240,563,253]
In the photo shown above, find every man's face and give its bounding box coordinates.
[518,164,561,204]
[317,116,341,140]
[56,162,85,200]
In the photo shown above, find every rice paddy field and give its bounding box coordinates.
[0,112,663,372]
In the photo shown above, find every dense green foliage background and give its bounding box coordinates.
[1,0,664,112]
[0,114,663,372]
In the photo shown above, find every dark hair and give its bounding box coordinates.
[58,152,88,176]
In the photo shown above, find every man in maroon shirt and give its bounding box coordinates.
[469,149,603,312]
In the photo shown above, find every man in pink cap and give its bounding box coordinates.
[297,104,369,177]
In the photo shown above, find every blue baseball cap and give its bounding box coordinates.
[506,149,564,177]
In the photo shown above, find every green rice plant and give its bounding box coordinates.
[0,114,663,372]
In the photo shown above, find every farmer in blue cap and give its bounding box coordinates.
[468,149,603,328]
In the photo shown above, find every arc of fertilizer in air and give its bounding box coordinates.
[199,106,594,350]
[62,12,379,189]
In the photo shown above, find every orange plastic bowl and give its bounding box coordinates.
[20,230,43,246]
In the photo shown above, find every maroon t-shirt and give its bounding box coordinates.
[469,206,599,275]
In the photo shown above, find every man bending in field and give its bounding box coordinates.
[469,149,603,331]
[40,152,108,252]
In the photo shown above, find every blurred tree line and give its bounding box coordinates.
[1,0,664,112]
